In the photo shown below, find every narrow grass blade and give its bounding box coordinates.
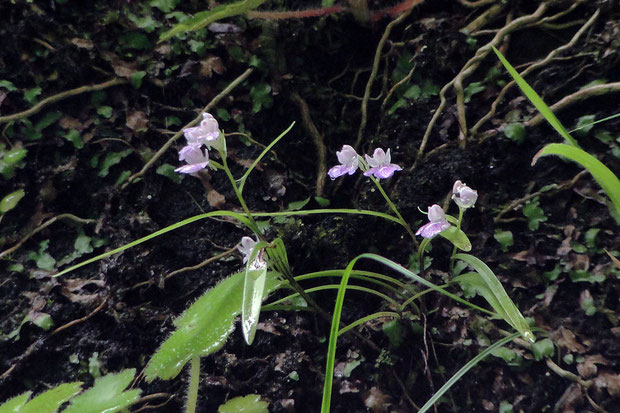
[418,332,520,413]
[159,0,267,42]
[492,47,579,148]
[454,253,534,342]
[533,143,620,217]
[238,122,295,193]
[54,210,253,278]
[321,253,499,413]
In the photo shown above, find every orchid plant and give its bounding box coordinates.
[49,112,535,413]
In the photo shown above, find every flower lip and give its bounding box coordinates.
[415,204,451,238]
[238,236,259,264]
[183,112,220,145]
[328,144,359,179]
[452,180,478,208]
[175,143,209,174]
[363,148,402,179]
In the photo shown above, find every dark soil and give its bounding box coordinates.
[1,1,619,412]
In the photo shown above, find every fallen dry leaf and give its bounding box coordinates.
[554,383,583,413]
[576,354,607,378]
[552,326,586,353]
[125,110,148,132]
[594,370,620,397]
[200,56,226,78]
[363,387,391,413]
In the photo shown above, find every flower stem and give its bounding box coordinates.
[186,356,200,413]
[449,207,465,273]
[221,156,261,236]
[371,177,418,245]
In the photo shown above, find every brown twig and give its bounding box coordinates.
[0,213,96,260]
[290,92,327,197]
[49,297,107,336]
[471,9,600,137]
[526,81,620,128]
[354,5,415,150]
[122,68,254,188]
[494,171,587,223]
[0,78,127,124]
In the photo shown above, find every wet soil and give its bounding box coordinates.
[1,1,619,412]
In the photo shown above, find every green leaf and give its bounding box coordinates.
[98,149,132,177]
[3,147,28,165]
[439,226,471,251]
[287,197,311,211]
[158,0,267,42]
[403,84,421,100]
[454,254,535,343]
[64,130,84,149]
[531,337,554,361]
[35,111,62,131]
[532,143,620,218]
[569,270,605,284]
[493,229,513,252]
[573,114,596,137]
[31,312,53,331]
[504,123,526,144]
[119,32,151,50]
[150,0,180,13]
[492,47,579,148]
[242,243,269,345]
[74,232,94,255]
[130,71,147,89]
[21,382,82,413]
[97,106,113,119]
[522,197,546,231]
[156,163,184,183]
[0,189,25,213]
[0,80,17,92]
[0,392,32,412]
[218,395,269,413]
[382,319,403,347]
[23,87,42,105]
[464,81,485,103]
[250,83,272,114]
[63,369,141,413]
[144,271,282,381]
[314,196,330,207]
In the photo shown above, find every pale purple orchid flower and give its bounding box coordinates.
[363,148,402,179]
[183,112,220,146]
[416,204,451,238]
[174,143,209,174]
[238,236,259,264]
[328,145,359,180]
[452,180,478,209]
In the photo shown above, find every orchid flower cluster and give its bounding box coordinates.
[328,144,402,180]
[175,113,225,174]
[416,180,478,238]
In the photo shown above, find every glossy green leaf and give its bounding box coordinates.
[242,244,269,345]
[145,271,282,381]
[532,143,620,218]
[3,147,28,165]
[159,0,267,42]
[0,189,25,213]
[62,369,141,413]
[492,47,579,148]
[218,394,269,413]
[439,226,471,251]
[0,392,31,413]
[21,382,82,413]
[454,254,534,343]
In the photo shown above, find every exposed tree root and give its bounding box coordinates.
[412,1,551,171]
[470,8,600,137]
[526,81,620,128]
[494,170,587,223]
[0,213,96,260]
[0,78,127,124]
[354,5,415,150]
[290,92,327,197]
